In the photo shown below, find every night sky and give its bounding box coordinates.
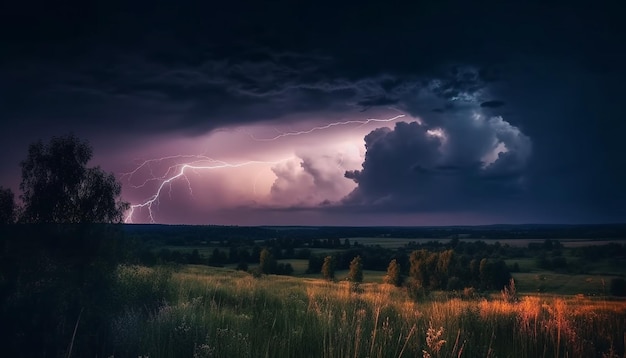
[1,1,624,225]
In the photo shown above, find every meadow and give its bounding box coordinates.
[3,224,625,357]
[109,264,626,358]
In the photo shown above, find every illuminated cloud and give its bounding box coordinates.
[268,146,361,207]
[121,112,402,223]
[343,78,532,214]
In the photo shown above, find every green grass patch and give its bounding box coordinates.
[277,258,309,274]
[512,271,622,296]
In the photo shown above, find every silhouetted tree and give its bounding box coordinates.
[384,259,402,287]
[209,248,227,266]
[469,258,480,284]
[479,258,489,288]
[0,134,130,357]
[19,134,128,223]
[321,255,336,281]
[348,256,363,283]
[189,249,202,264]
[409,249,431,288]
[307,254,323,273]
[479,258,511,290]
[259,248,276,274]
[0,186,16,224]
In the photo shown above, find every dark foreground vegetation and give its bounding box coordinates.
[1,135,625,357]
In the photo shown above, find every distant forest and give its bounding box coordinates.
[118,224,626,282]
[123,223,626,243]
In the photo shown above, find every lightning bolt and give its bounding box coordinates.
[124,157,292,223]
[124,113,408,223]
[122,155,220,188]
[246,114,405,141]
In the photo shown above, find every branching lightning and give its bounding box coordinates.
[246,114,405,141]
[124,157,292,223]
[124,113,408,223]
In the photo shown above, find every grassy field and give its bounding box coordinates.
[512,272,618,295]
[109,264,626,358]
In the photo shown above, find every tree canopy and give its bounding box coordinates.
[19,134,128,224]
[259,248,276,274]
[321,255,336,281]
[348,255,363,283]
[384,259,402,287]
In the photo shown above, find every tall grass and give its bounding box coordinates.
[110,265,626,358]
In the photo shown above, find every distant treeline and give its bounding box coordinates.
[123,223,626,244]
[121,227,626,287]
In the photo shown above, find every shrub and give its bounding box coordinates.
[383,259,403,287]
[236,261,249,271]
[501,278,519,303]
[406,278,429,301]
[259,248,276,274]
[446,276,463,291]
[462,287,477,299]
[276,263,294,275]
[347,256,363,283]
[321,256,336,281]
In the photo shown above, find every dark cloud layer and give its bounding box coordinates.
[0,0,624,224]
[481,101,505,108]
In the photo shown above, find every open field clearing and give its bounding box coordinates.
[512,272,622,296]
[340,237,437,248]
[155,238,626,255]
[105,265,626,358]
[457,238,626,247]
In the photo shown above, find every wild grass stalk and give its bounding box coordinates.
[107,265,626,358]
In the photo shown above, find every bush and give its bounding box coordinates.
[462,287,477,299]
[236,261,249,271]
[259,248,276,274]
[383,259,403,287]
[446,276,463,291]
[347,256,363,283]
[501,278,519,303]
[249,267,263,279]
[406,279,429,301]
[276,262,294,275]
[321,256,336,281]
[306,254,323,274]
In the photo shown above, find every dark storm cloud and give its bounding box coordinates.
[0,47,418,138]
[2,0,620,136]
[342,103,532,214]
[1,0,624,224]
[356,96,399,110]
[337,57,626,222]
[344,122,442,202]
[481,100,505,108]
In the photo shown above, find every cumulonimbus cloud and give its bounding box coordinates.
[341,70,532,214]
